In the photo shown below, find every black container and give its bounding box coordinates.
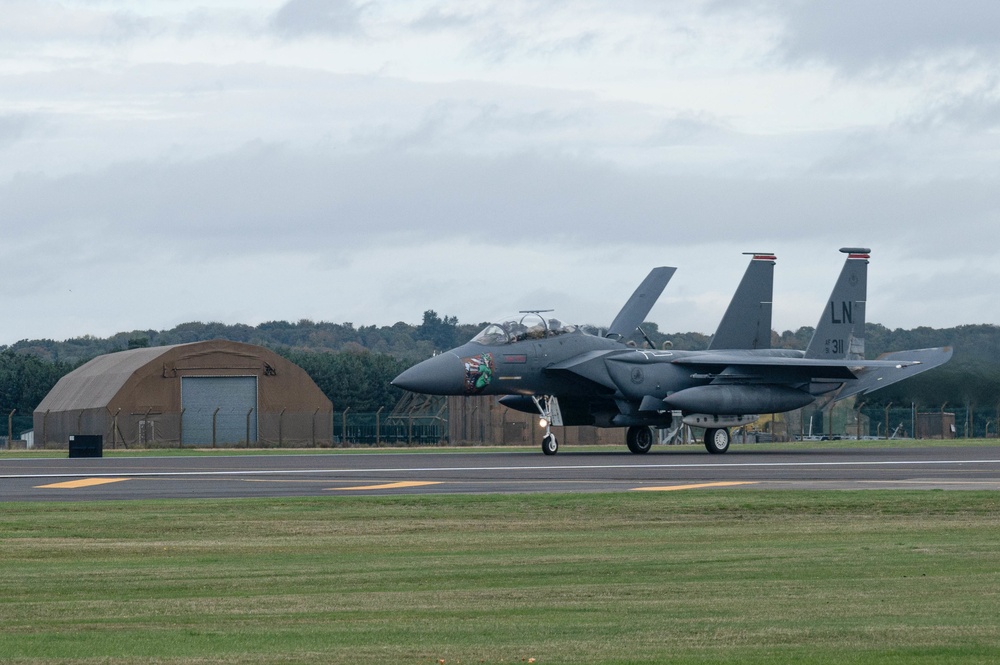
[69,435,103,458]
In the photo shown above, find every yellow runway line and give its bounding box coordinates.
[37,478,131,489]
[330,481,442,491]
[632,481,756,492]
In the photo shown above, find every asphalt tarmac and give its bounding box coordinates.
[3,444,1000,501]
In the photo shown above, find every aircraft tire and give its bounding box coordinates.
[626,425,654,454]
[542,433,558,455]
[704,427,731,454]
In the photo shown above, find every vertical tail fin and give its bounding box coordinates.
[805,248,869,360]
[707,253,774,350]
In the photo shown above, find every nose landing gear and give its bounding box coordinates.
[542,432,558,455]
[533,395,563,455]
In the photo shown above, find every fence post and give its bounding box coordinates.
[142,407,152,446]
[279,407,286,447]
[43,410,49,448]
[212,407,221,448]
[246,407,255,448]
[342,407,351,446]
[376,406,384,446]
[6,409,14,450]
[884,402,892,440]
[111,408,121,449]
[312,408,319,447]
[179,408,185,448]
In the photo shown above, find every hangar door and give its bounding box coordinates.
[181,376,258,445]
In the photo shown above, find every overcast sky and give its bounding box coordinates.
[2,0,999,345]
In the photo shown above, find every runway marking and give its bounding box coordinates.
[330,481,442,491]
[36,478,130,489]
[6,458,1000,482]
[632,481,757,492]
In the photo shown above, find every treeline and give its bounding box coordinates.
[5,311,484,366]
[0,352,75,434]
[1,316,998,435]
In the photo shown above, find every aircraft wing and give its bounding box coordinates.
[833,347,954,400]
[606,267,675,339]
[545,350,619,391]
[670,353,935,382]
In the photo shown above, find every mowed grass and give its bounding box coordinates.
[2,492,1000,664]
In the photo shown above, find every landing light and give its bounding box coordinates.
[539,418,549,429]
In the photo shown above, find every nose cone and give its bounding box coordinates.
[392,353,467,395]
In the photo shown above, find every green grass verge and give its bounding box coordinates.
[3,492,1000,664]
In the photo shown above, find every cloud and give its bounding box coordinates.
[410,6,480,32]
[906,78,1000,132]
[646,112,733,146]
[0,114,35,148]
[2,2,999,342]
[722,0,1000,72]
[269,0,366,39]
[0,1,157,44]
[4,141,998,261]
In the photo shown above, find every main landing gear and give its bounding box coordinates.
[704,427,731,454]
[626,425,654,454]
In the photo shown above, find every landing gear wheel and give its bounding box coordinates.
[542,433,559,455]
[704,427,731,454]
[626,426,654,454]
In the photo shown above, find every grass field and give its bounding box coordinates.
[3,491,1000,664]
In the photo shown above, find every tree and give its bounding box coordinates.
[416,310,459,351]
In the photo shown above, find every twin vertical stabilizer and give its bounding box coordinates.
[805,248,869,360]
[708,253,775,350]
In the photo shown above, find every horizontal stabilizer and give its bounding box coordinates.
[835,347,954,401]
[606,267,675,339]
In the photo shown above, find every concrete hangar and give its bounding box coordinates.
[33,340,333,448]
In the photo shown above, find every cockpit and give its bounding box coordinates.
[471,312,581,346]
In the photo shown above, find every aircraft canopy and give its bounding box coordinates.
[471,313,580,345]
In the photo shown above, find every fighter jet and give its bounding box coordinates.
[392,249,952,454]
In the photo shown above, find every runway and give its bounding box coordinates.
[3,445,1000,501]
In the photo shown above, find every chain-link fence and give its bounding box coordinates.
[8,401,1000,450]
[29,407,337,449]
[858,404,1000,439]
[336,411,448,446]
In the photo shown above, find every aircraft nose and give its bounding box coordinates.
[391,353,466,395]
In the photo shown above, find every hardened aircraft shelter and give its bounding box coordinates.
[34,340,333,447]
